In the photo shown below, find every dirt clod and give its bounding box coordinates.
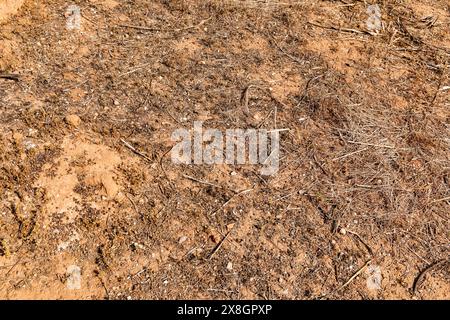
[65,115,82,127]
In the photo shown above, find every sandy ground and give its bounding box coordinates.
[0,0,449,299]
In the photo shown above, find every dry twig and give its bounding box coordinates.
[121,139,153,163]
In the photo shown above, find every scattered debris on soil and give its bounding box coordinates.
[0,0,449,300]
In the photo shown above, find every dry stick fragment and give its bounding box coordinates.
[208,230,232,260]
[5,258,21,277]
[346,229,374,256]
[80,12,97,26]
[407,246,430,265]
[336,259,372,292]
[207,288,235,294]
[121,139,153,163]
[99,277,111,300]
[118,17,211,33]
[428,196,450,204]
[430,73,444,106]
[125,193,140,216]
[159,147,176,191]
[317,259,372,299]
[270,36,304,64]
[173,17,211,32]
[119,63,151,78]
[256,109,274,129]
[347,140,395,149]
[267,128,290,133]
[154,102,181,124]
[117,24,161,31]
[241,84,253,116]
[210,187,254,216]
[333,147,369,161]
[413,259,449,295]
[182,174,221,188]
[308,21,370,35]
[0,73,20,81]
[297,74,324,104]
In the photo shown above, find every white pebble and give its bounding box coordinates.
[179,236,188,244]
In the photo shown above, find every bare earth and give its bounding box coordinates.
[0,0,449,299]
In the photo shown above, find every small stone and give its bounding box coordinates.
[24,140,36,150]
[65,114,81,127]
[339,228,347,235]
[178,236,188,244]
[226,262,233,271]
[131,242,145,250]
